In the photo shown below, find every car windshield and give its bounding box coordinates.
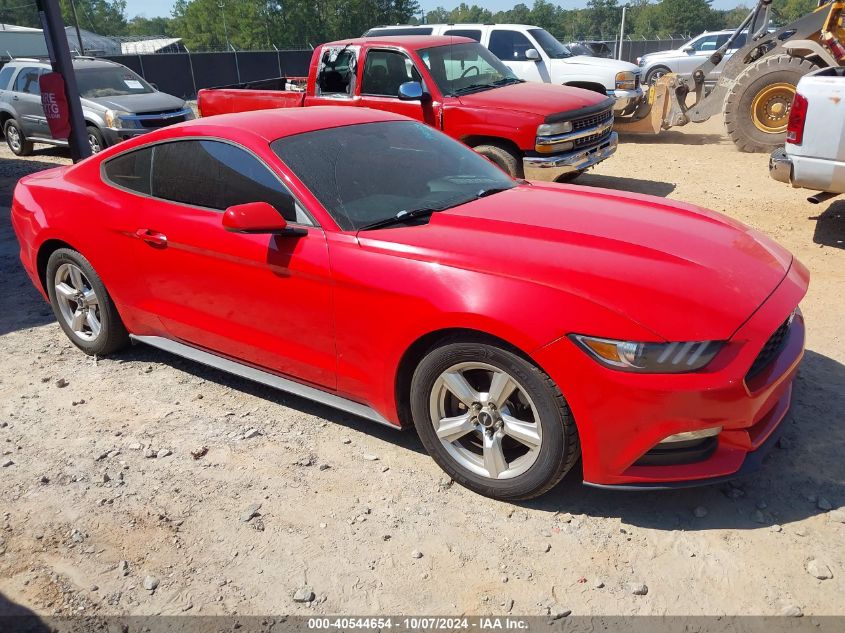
[418,42,521,96]
[74,67,154,98]
[528,29,573,59]
[271,120,516,231]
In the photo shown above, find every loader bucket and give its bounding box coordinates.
[614,75,677,135]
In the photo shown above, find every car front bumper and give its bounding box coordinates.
[523,132,618,181]
[609,87,644,111]
[532,258,809,487]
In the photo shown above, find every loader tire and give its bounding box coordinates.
[723,54,818,153]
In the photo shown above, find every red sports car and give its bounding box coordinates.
[11,107,808,499]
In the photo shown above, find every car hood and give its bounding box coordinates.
[557,55,639,72]
[641,49,681,62]
[457,82,609,118]
[358,184,792,342]
[84,91,186,114]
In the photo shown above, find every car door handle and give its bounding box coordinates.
[135,228,167,246]
[12,95,18,101]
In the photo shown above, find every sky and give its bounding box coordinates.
[125,0,745,20]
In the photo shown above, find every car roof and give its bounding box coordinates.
[129,107,413,147]
[324,35,473,49]
[368,23,542,30]
[6,57,128,70]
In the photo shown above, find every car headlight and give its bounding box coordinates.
[615,71,637,90]
[103,108,124,128]
[183,108,196,120]
[537,121,573,136]
[570,335,724,373]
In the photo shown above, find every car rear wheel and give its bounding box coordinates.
[410,339,579,500]
[4,120,34,156]
[46,248,129,356]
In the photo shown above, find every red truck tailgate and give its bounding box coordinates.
[198,88,306,117]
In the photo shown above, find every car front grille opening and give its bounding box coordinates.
[634,436,718,467]
[572,108,613,132]
[746,317,792,381]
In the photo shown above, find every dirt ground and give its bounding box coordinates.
[0,117,843,619]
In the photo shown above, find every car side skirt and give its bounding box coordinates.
[130,335,396,428]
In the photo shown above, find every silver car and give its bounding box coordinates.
[637,30,750,85]
[0,57,193,156]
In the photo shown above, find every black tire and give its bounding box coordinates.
[86,125,106,154]
[45,248,129,356]
[4,119,34,156]
[723,54,819,153]
[473,143,523,179]
[410,338,580,500]
[644,65,670,85]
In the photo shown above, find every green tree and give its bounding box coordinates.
[126,15,175,36]
[61,0,128,35]
[772,0,816,24]
[653,0,717,35]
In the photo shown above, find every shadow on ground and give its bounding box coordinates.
[576,173,676,197]
[0,592,50,632]
[811,199,844,249]
[618,130,727,146]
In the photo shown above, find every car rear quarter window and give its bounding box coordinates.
[150,140,300,220]
[443,29,482,42]
[103,147,154,195]
[0,66,15,91]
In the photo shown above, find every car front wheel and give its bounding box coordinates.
[410,339,579,500]
[45,248,129,356]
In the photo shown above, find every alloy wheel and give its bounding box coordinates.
[88,133,102,153]
[54,263,102,341]
[7,125,21,152]
[428,362,542,480]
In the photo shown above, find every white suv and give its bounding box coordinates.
[364,24,643,112]
[637,30,751,85]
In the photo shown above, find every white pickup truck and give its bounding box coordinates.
[769,66,845,203]
[363,23,643,113]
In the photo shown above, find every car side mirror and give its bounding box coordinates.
[398,81,431,102]
[525,48,541,61]
[682,46,694,54]
[222,201,305,236]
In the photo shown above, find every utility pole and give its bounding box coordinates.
[218,0,230,50]
[69,0,85,55]
[35,0,89,161]
[618,5,627,60]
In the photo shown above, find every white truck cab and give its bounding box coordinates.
[769,66,845,202]
[364,24,643,112]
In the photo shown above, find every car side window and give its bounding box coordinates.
[731,32,747,49]
[13,67,42,94]
[316,47,358,97]
[489,30,534,61]
[444,29,482,42]
[150,140,311,224]
[692,35,718,52]
[103,146,154,195]
[0,66,15,91]
[361,50,422,97]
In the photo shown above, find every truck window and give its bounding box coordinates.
[489,30,534,61]
[443,29,482,42]
[316,47,358,97]
[13,67,42,95]
[361,50,422,97]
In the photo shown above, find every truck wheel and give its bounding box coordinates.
[473,143,523,179]
[723,54,818,153]
[4,120,34,156]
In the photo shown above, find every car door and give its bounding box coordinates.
[677,34,719,75]
[487,29,546,82]
[125,138,337,389]
[304,45,363,109]
[358,48,438,126]
[11,67,48,137]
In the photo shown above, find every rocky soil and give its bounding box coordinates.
[0,118,843,618]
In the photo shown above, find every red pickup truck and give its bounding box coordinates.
[198,36,618,181]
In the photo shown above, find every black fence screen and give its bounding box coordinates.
[104,50,313,100]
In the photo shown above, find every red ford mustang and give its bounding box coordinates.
[11,107,808,499]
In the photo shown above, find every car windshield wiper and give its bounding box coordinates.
[475,185,513,199]
[358,206,444,231]
[491,77,524,86]
[451,83,496,96]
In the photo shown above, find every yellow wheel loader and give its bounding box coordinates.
[617,0,845,152]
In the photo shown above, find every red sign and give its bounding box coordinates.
[39,72,71,140]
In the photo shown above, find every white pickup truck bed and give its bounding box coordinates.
[769,66,845,200]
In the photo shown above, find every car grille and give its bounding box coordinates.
[572,108,614,149]
[138,110,189,129]
[746,317,792,381]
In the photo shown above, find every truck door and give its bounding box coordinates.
[358,49,437,127]
[305,45,363,108]
[487,29,546,83]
